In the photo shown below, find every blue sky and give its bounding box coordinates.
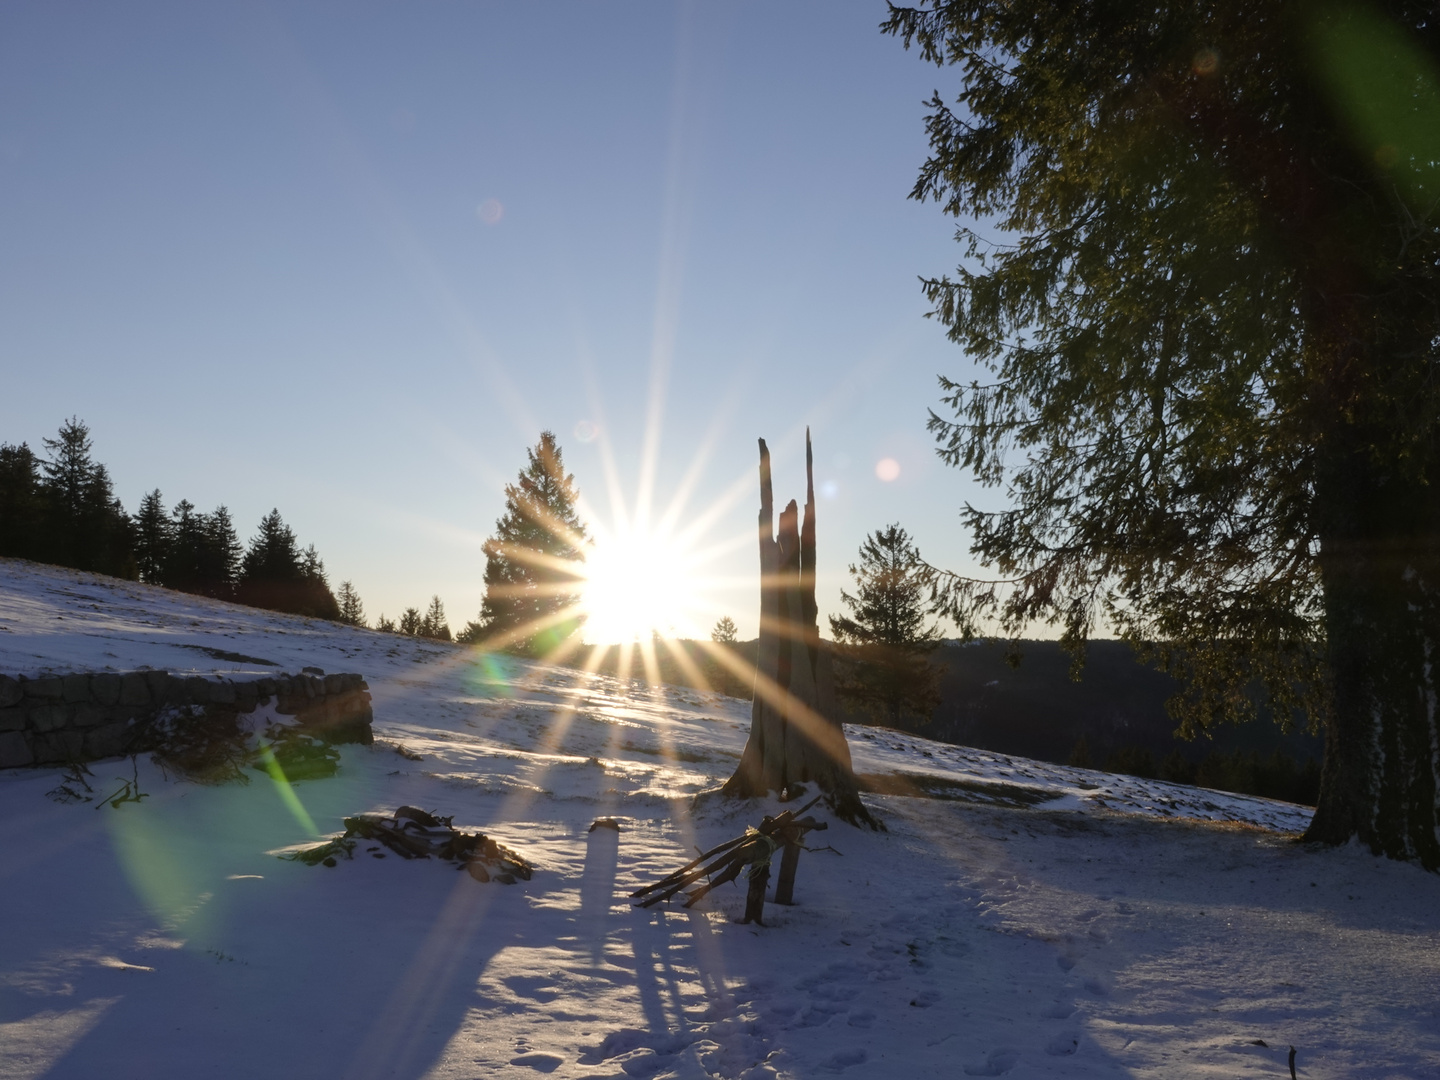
[0,1,995,640]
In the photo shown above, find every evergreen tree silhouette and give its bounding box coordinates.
[39,418,133,576]
[829,524,944,728]
[398,607,422,636]
[336,581,366,627]
[420,595,451,641]
[236,510,339,619]
[474,432,588,656]
[133,489,171,584]
[0,442,44,561]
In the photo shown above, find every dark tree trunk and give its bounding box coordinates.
[723,432,876,828]
[1305,436,1440,869]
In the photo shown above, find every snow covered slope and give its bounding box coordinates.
[2,558,1438,1079]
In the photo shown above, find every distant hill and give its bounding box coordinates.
[580,635,1325,804]
[923,639,1324,768]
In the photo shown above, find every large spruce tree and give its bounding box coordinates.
[885,2,1440,865]
[474,431,588,656]
[829,525,944,729]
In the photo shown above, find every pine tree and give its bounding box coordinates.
[419,595,451,641]
[236,511,339,619]
[165,499,206,593]
[0,442,44,561]
[884,0,1440,865]
[398,607,422,636]
[475,432,589,656]
[200,506,242,600]
[829,524,944,728]
[133,490,171,584]
[39,418,133,576]
[336,581,366,627]
[375,613,397,633]
[711,616,738,644]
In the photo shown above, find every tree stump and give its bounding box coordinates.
[721,431,879,829]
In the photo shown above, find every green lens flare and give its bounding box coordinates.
[257,743,319,837]
[1308,5,1440,207]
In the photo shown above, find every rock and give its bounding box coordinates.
[590,818,621,832]
[235,681,258,709]
[0,731,34,768]
[32,730,83,764]
[91,673,122,706]
[23,677,64,701]
[72,703,107,729]
[120,672,150,706]
[85,723,130,759]
[0,707,27,732]
[0,675,21,709]
[62,674,90,703]
[145,670,171,701]
[185,676,212,705]
[209,681,236,706]
[29,704,71,733]
[303,666,325,676]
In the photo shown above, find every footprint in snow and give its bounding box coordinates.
[1040,1000,1076,1020]
[963,1048,1020,1076]
[821,1048,868,1071]
[508,1052,564,1072]
[1044,1032,1080,1056]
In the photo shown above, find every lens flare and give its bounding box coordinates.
[581,527,702,643]
[875,457,901,482]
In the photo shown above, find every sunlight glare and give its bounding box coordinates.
[582,528,701,643]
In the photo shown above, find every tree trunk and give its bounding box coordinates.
[1305,438,1440,869]
[722,432,876,828]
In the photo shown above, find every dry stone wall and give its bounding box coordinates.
[0,670,373,769]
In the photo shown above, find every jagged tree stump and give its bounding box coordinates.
[721,432,878,829]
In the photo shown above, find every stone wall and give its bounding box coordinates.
[0,670,373,769]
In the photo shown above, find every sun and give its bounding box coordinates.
[580,526,704,644]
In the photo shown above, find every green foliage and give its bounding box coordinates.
[236,511,339,619]
[398,607,422,636]
[336,581,365,627]
[420,595,451,641]
[829,524,944,727]
[884,1,1440,742]
[474,432,589,656]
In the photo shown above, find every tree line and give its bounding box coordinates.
[2,418,341,620]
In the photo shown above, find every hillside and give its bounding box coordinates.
[1,557,1437,1080]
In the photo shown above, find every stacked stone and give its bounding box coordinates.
[0,671,373,769]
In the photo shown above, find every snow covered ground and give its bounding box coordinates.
[2,558,1437,1080]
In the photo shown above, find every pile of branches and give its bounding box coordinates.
[631,797,828,924]
[281,805,534,883]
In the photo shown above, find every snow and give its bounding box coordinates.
[2,557,1439,1079]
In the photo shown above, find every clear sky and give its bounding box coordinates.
[0,1,995,642]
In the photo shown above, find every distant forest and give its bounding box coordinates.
[1,418,340,620]
[575,636,1324,807]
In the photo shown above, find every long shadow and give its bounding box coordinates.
[34,860,526,1080]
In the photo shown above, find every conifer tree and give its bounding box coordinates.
[200,506,242,599]
[420,595,451,641]
[885,0,1440,864]
[336,581,366,627]
[0,442,44,561]
[375,613,397,633]
[133,490,171,584]
[711,616,738,644]
[398,607,422,636]
[237,511,339,619]
[39,418,132,576]
[829,524,944,728]
[474,432,589,656]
